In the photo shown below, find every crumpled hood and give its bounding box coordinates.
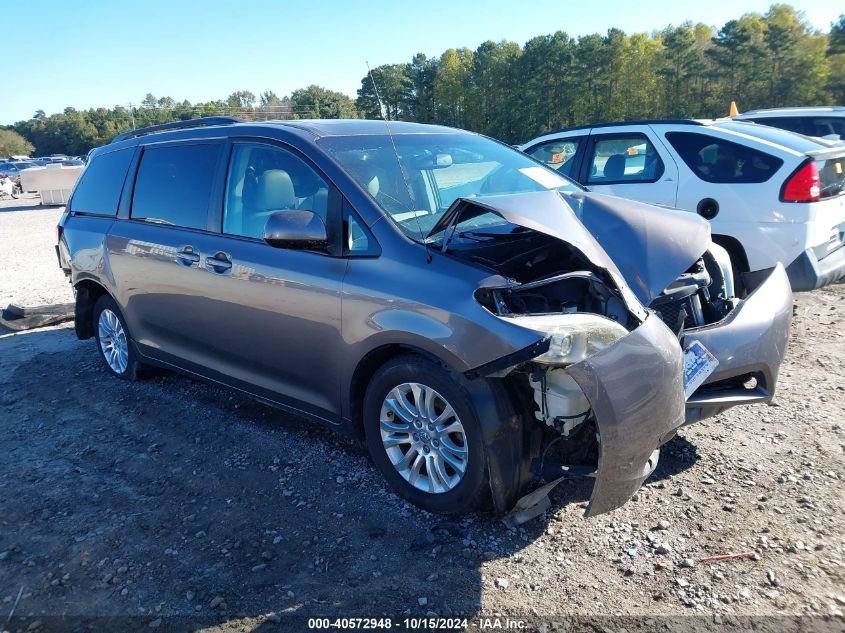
[446,190,711,304]
[570,191,712,304]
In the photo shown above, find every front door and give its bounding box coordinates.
[195,141,347,420]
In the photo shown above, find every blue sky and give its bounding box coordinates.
[2,0,840,124]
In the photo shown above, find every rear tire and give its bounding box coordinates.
[92,295,143,381]
[363,354,491,514]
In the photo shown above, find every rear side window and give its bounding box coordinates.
[586,135,664,184]
[665,132,783,184]
[524,137,583,177]
[69,148,133,215]
[131,144,219,230]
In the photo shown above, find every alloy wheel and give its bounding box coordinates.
[379,382,468,494]
[98,308,129,374]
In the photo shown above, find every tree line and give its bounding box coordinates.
[3,4,844,157]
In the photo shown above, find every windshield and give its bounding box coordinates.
[319,133,581,241]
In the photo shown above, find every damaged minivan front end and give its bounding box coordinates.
[437,190,789,517]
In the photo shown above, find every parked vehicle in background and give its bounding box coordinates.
[0,160,38,180]
[733,106,845,140]
[0,173,19,199]
[521,119,845,291]
[57,117,791,518]
[33,155,75,167]
[21,162,84,205]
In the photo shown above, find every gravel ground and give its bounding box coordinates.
[0,199,843,631]
[0,194,72,308]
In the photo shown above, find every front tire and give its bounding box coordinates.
[92,295,143,381]
[363,354,490,514]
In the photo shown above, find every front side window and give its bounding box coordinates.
[223,143,331,239]
[524,138,583,177]
[69,147,133,215]
[586,135,664,184]
[131,144,219,229]
[665,132,783,184]
[319,133,581,242]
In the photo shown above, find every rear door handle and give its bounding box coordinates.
[176,247,200,266]
[206,252,233,273]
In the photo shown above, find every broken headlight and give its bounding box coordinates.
[501,313,628,366]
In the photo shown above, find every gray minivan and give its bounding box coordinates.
[57,118,792,518]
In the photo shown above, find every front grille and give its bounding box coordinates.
[654,298,697,334]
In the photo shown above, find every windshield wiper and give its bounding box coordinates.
[458,228,528,240]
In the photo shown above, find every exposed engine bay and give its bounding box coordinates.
[468,226,640,330]
[441,209,738,504]
[424,190,790,521]
[651,248,737,334]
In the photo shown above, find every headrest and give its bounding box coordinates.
[256,169,295,211]
[603,154,626,180]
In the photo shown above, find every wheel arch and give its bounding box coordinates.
[347,343,452,440]
[348,342,531,513]
[73,278,112,339]
[711,234,749,273]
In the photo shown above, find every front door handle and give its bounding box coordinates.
[176,247,200,266]
[206,252,233,273]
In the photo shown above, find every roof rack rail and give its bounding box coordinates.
[112,116,243,143]
[539,118,703,137]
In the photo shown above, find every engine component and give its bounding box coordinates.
[529,366,590,434]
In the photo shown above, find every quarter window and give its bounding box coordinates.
[345,209,376,255]
[524,138,583,177]
[665,132,783,184]
[586,135,664,184]
[69,148,133,215]
[131,144,219,229]
[223,143,331,239]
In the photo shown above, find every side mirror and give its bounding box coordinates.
[262,210,328,251]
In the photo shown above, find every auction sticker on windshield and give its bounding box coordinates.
[683,340,719,399]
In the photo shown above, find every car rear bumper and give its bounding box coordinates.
[684,263,792,424]
[567,314,685,517]
[785,242,845,291]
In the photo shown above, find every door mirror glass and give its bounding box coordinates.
[263,210,328,250]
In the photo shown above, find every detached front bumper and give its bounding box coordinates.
[567,314,685,517]
[684,263,792,424]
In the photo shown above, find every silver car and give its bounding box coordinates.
[57,118,792,517]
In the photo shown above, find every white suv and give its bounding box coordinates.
[733,106,845,140]
[520,120,845,291]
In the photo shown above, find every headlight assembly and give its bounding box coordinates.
[501,313,629,366]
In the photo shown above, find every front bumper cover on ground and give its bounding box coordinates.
[566,314,685,517]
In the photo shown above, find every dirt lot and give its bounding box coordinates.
[0,197,843,631]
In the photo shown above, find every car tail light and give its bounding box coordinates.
[781,160,820,202]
